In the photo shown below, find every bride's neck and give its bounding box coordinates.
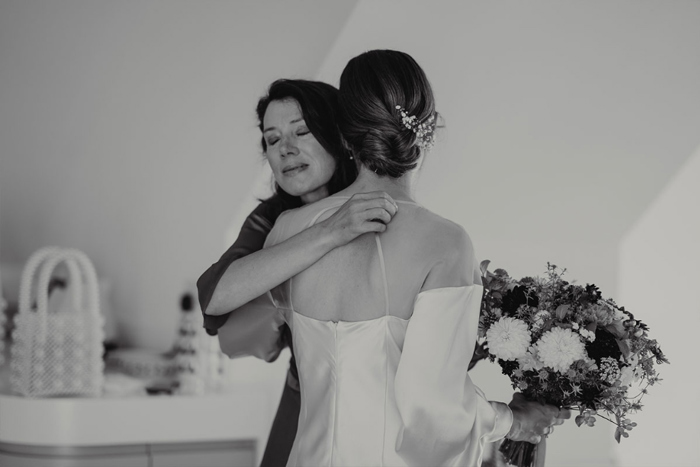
[342,165,416,201]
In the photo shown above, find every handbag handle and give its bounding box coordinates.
[66,248,101,321]
[18,246,61,318]
[35,251,83,343]
[19,247,100,343]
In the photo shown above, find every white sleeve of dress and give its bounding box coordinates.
[394,285,513,467]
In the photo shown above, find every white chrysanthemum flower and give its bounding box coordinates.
[535,327,587,373]
[486,317,531,361]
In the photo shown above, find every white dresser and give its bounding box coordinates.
[0,370,277,467]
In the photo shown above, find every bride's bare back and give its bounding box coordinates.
[268,196,481,323]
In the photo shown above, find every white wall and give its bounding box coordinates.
[0,0,357,350]
[313,1,700,465]
[617,144,700,467]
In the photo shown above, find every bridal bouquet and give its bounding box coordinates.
[477,261,668,467]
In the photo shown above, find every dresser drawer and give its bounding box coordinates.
[0,440,256,467]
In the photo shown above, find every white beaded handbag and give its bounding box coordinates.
[11,247,105,397]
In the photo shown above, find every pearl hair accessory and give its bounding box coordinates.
[395,105,435,151]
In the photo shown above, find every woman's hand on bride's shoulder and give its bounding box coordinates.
[320,192,398,247]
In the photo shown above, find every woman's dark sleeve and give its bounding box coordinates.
[197,200,284,335]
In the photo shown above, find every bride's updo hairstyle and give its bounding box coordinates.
[338,49,437,178]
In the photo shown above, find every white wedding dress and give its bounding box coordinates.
[261,196,512,466]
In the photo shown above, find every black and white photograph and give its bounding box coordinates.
[0,2,698,466]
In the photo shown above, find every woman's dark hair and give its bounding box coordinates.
[256,79,357,210]
[339,49,437,178]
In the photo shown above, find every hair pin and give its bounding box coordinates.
[395,105,435,151]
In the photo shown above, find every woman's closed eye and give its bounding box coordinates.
[266,129,307,147]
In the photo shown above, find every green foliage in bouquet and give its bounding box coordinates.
[477,261,668,445]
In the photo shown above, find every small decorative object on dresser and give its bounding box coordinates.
[173,292,225,395]
[10,246,105,397]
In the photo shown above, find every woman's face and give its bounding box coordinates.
[263,99,336,204]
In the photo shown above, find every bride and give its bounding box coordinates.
[255,49,568,466]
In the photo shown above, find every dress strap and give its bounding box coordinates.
[374,234,390,316]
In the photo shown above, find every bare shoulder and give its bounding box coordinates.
[403,206,478,290]
[407,205,474,254]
